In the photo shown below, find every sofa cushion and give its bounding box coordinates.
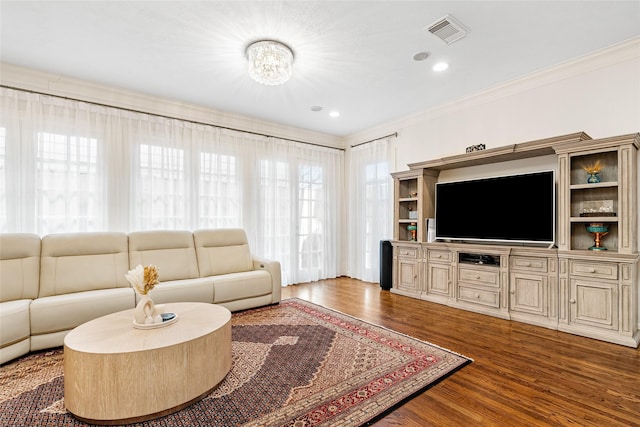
[0,233,41,302]
[194,229,253,276]
[30,288,134,336]
[0,299,31,349]
[0,338,31,365]
[143,277,214,305]
[39,232,130,297]
[128,230,200,281]
[212,270,272,304]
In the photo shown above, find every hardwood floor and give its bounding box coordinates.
[282,277,640,427]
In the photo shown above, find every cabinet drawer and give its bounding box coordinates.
[396,247,419,259]
[570,260,618,280]
[510,256,548,273]
[458,267,500,287]
[428,250,452,263]
[458,285,500,308]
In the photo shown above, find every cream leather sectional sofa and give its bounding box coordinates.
[0,229,281,365]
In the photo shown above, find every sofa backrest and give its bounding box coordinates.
[0,233,41,302]
[193,228,253,277]
[128,230,200,281]
[39,232,129,297]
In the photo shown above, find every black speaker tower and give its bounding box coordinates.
[379,240,392,290]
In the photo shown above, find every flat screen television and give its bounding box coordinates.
[435,170,555,245]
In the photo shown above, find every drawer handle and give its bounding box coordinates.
[476,275,481,280]
[436,254,441,258]
[510,290,515,294]
[570,299,576,304]
[525,263,531,267]
[402,251,409,255]
[475,293,480,299]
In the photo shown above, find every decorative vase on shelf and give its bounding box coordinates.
[583,160,602,184]
[407,223,417,241]
[586,172,601,184]
[585,223,609,251]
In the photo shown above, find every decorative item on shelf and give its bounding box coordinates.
[585,223,609,251]
[125,264,178,328]
[465,144,486,153]
[582,160,602,183]
[408,208,418,220]
[580,200,616,217]
[408,192,418,198]
[407,222,417,241]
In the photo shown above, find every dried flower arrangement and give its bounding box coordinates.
[582,160,602,175]
[125,264,159,295]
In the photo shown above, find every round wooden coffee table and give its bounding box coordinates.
[63,302,231,425]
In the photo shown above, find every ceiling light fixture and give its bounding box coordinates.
[329,111,340,118]
[246,40,294,86]
[433,62,449,72]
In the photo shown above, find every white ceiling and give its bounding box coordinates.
[1,1,639,137]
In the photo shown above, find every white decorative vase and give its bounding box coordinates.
[134,294,162,325]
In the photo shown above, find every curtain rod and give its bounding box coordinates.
[0,84,345,152]
[350,132,398,148]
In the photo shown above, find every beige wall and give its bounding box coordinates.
[346,37,640,173]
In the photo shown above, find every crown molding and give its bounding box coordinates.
[345,36,640,147]
[0,62,344,150]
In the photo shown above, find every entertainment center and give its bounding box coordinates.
[390,132,640,347]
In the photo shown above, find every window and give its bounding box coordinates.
[363,161,390,269]
[36,132,101,234]
[2,88,343,284]
[259,159,292,255]
[136,144,186,230]
[199,152,240,228]
[298,163,324,272]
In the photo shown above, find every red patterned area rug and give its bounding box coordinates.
[0,298,471,427]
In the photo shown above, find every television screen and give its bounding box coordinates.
[435,171,555,245]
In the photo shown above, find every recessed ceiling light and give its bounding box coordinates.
[433,62,449,72]
[310,106,323,112]
[329,111,340,118]
[412,51,430,61]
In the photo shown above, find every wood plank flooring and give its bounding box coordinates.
[282,277,640,427]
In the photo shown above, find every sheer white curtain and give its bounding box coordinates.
[238,136,342,285]
[347,137,395,283]
[1,89,113,233]
[0,87,343,285]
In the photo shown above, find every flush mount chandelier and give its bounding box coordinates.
[246,40,293,86]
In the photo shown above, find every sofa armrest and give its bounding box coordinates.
[252,256,282,304]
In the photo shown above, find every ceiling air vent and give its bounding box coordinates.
[426,14,469,45]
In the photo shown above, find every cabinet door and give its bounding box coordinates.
[427,263,451,297]
[510,272,547,316]
[569,278,619,330]
[397,258,420,293]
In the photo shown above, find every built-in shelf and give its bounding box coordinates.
[391,131,639,347]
